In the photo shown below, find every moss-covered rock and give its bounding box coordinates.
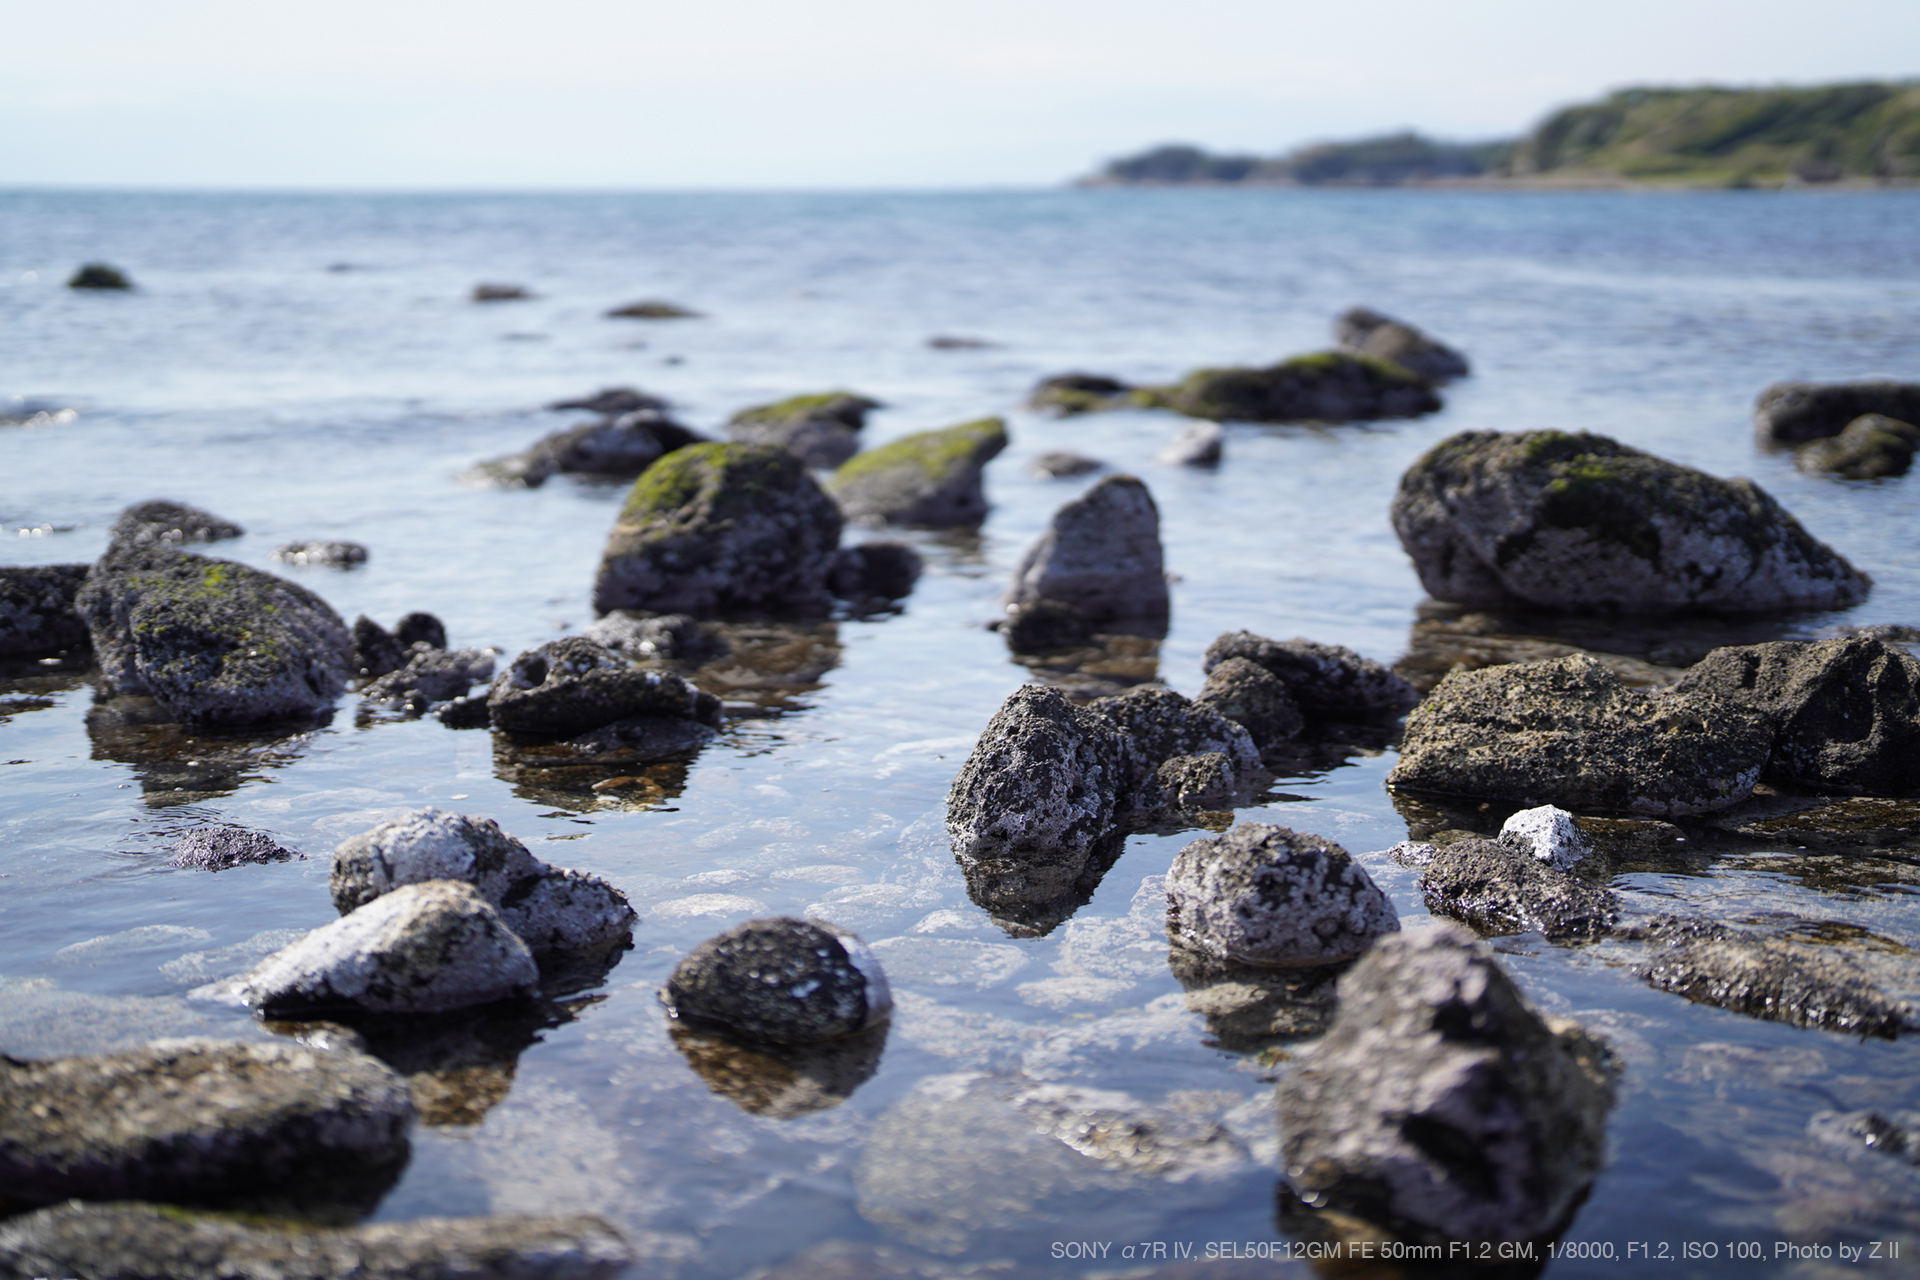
[0,564,91,660]
[593,442,844,615]
[1137,350,1441,424]
[1795,412,1920,478]
[1026,372,1132,416]
[1755,379,1920,447]
[726,391,879,469]
[828,416,1008,527]
[1391,429,1871,614]
[1334,306,1470,383]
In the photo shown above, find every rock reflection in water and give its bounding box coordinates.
[1275,1185,1553,1280]
[688,619,842,714]
[1009,630,1162,703]
[1167,947,1344,1051]
[669,1021,886,1119]
[957,832,1126,939]
[86,696,320,806]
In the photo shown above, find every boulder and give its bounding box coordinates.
[1497,804,1595,871]
[1151,752,1240,810]
[1277,924,1617,1245]
[352,615,407,678]
[1640,933,1916,1037]
[665,917,891,1043]
[1202,631,1416,729]
[0,563,91,660]
[360,646,495,711]
[1754,379,1920,447]
[546,387,666,415]
[581,611,726,661]
[464,410,702,489]
[1193,656,1304,753]
[1083,684,1259,805]
[1334,306,1470,383]
[1027,372,1131,416]
[1671,636,1920,795]
[1138,351,1441,424]
[1165,823,1398,966]
[231,880,540,1016]
[605,299,699,318]
[827,541,923,602]
[1154,421,1223,466]
[487,636,721,737]
[727,391,880,470]
[272,541,367,568]
[946,685,1131,862]
[593,442,845,615]
[107,500,243,549]
[1029,450,1103,478]
[76,546,353,726]
[1004,474,1168,629]
[0,1039,412,1211]
[1391,430,1871,614]
[1796,413,1920,478]
[330,808,636,958]
[68,262,133,290]
[169,825,302,871]
[1390,653,1772,816]
[1410,836,1617,940]
[827,417,1008,527]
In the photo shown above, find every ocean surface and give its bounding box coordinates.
[4,187,1920,1277]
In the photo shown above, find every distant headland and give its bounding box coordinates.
[1078,80,1920,190]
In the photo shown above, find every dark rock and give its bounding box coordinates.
[1150,752,1238,809]
[1334,306,1470,383]
[436,694,492,729]
[1083,684,1259,804]
[1671,635,1920,795]
[1412,836,1617,940]
[594,442,845,616]
[361,647,495,710]
[1796,413,1920,478]
[394,611,447,650]
[582,610,727,661]
[1277,924,1618,1245]
[605,299,699,318]
[727,391,880,470]
[1193,655,1305,753]
[828,541,923,602]
[1754,379,1920,448]
[1005,474,1168,629]
[1390,653,1772,816]
[1640,933,1915,1037]
[665,917,891,1044]
[487,636,721,737]
[1166,823,1398,966]
[0,1039,412,1216]
[1154,421,1223,466]
[1029,450,1104,478]
[68,262,132,290]
[272,541,367,568]
[464,411,701,489]
[1808,1109,1920,1165]
[0,1202,633,1280]
[76,546,352,726]
[169,825,302,871]
[546,387,667,415]
[671,1022,887,1118]
[828,417,1008,528]
[1027,372,1132,416]
[472,283,530,302]
[926,334,992,349]
[1203,631,1415,730]
[352,615,407,678]
[1392,430,1872,614]
[946,685,1131,862]
[0,564,91,660]
[1138,351,1441,424]
[999,598,1093,653]
[107,500,243,549]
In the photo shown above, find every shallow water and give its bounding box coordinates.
[4,187,1920,1277]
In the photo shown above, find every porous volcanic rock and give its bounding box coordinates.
[1277,924,1618,1245]
[107,500,243,549]
[360,647,496,711]
[1083,684,1259,806]
[1334,306,1470,383]
[1754,379,1920,448]
[169,825,302,871]
[1202,631,1416,730]
[1165,823,1398,967]
[1413,836,1617,941]
[487,636,722,737]
[1391,429,1871,614]
[1640,933,1916,1037]
[1004,474,1168,629]
[1498,804,1595,871]
[666,917,891,1044]
[1193,655,1305,753]
[1139,351,1441,424]
[594,442,845,615]
[946,685,1131,860]
[352,615,407,678]
[727,391,880,470]
[1796,413,1920,479]
[0,563,91,660]
[1390,653,1771,816]
[582,610,726,661]
[827,417,1008,527]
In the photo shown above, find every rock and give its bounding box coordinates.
[330,808,636,959]
[1808,1109,1920,1165]
[727,391,880,470]
[472,283,530,302]
[1392,429,1872,614]
[998,598,1093,653]
[107,499,243,549]
[1390,653,1772,816]
[352,615,407,678]
[1083,684,1259,803]
[1754,379,1920,447]
[1498,804,1595,871]
[1151,752,1239,809]
[1202,631,1415,730]
[1414,836,1617,940]
[1165,823,1398,966]
[464,410,702,488]
[68,262,133,290]
[1027,372,1132,416]
[0,1202,633,1280]
[1193,655,1305,753]
[0,1039,412,1214]
[1029,450,1104,478]
[1639,934,1915,1037]
[1277,924,1618,1245]
[487,636,721,736]
[581,611,726,661]
[231,880,540,1016]
[436,694,492,729]
[272,541,368,567]
[1334,306,1470,383]
[76,546,353,726]
[394,612,447,650]
[827,417,1008,528]
[0,563,91,660]
[1004,474,1168,629]
[546,387,666,415]
[926,334,992,349]
[593,442,845,616]
[1671,635,1920,795]
[1168,947,1344,1047]
[361,647,496,710]
[827,541,923,602]
[670,1022,887,1118]
[1138,351,1441,424]
[169,825,302,871]
[1796,413,1920,478]
[665,917,892,1044]
[1154,421,1223,466]
[605,299,699,318]
[946,685,1131,861]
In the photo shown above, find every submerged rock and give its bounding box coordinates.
[665,917,891,1044]
[1391,429,1871,614]
[76,546,352,726]
[1640,934,1916,1037]
[1168,947,1345,1047]
[1154,421,1223,466]
[360,647,495,711]
[828,417,1008,527]
[1808,1109,1920,1166]
[1004,474,1168,630]
[107,500,243,549]
[1202,631,1416,731]
[1138,351,1441,424]
[1409,836,1617,940]
[272,540,367,568]
[594,441,845,615]
[472,282,530,302]
[1754,379,1920,448]
[487,636,720,737]
[1193,655,1305,753]
[169,825,302,871]
[68,262,133,290]
[1796,412,1920,479]
[1166,823,1398,967]
[464,410,701,488]
[727,391,879,470]
[1334,306,1470,383]
[0,563,91,660]
[1278,924,1617,1245]
[1390,653,1771,816]
[1027,372,1132,416]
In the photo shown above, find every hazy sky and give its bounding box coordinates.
[5,0,1917,189]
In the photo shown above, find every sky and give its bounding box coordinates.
[4,0,1917,189]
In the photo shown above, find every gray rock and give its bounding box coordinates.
[361,646,496,710]
[436,694,491,729]
[1004,474,1168,628]
[828,417,1009,527]
[998,597,1093,653]
[1278,924,1618,1245]
[1497,804,1595,871]
[1639,934,1916,1037]
[1796,413,1920,479]
[1166,823,1398,966]
[1029,450,1104,478]
[946,685,1131,860]
[594,442,845,615]
[487,636,721,737]
[1391,430,1871,614]
[0,1039,412,1213]
[169,825,302,871]
[1754,379,1920,448]
[1416,836,1617,941]
[1194,655,1305,753]
[231,880,540,1016]
[547,386,666,415]
[472,282,530,302]
[582,610,726,661]
[461,412,693,489]
[1334,306,1470,383]
[665,917,891,1044]
[727,391,879,470]
[1389,653,1772,816]
[1670,636,1920,795]
[352,615,407,678]
[1808,1109,1920,1165]
[1138,351,1442,424]
[272,540,367,567]
[1154,421,1223,467]
[827,541,924,601]
[1027,372,1132,416]
[76,546,352,726]
[1202,631,1416,729]
[330,808,636,958]
[1084,684,1259,805]
[1151,752,1239,809]
[0,563,91,659]
[0,1202,633,1280]
[107,500,243,549]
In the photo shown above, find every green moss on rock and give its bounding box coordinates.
[828,418,1009,527]
[1138,350,1440,424]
